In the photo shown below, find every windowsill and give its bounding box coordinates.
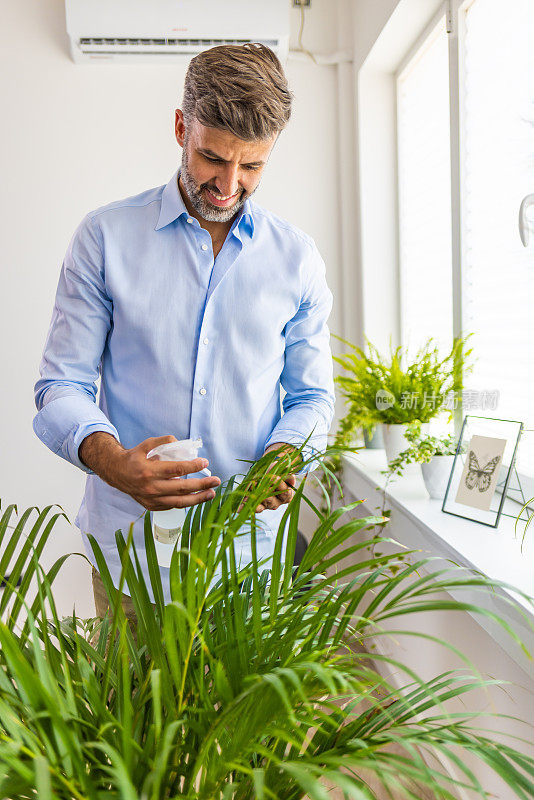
[337,449,534,676]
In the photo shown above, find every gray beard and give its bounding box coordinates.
[180,143,255,223]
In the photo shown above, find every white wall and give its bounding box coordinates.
[0,0,342,616]
[332,0,407,361]
[352,0,402,70]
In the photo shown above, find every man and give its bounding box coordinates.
[33,43,335,614]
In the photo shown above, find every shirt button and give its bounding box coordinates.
[199,387,207,396]
[201,244,208,251]
[203,337,209,345]
[186,218,193,224]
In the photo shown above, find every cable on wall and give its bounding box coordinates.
[288,3,353,65]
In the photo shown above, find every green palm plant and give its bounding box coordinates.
[1,445,534,799]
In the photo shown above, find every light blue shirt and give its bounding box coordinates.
[34,169,335,602]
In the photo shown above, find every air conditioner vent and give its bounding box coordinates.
[78,37,278,51]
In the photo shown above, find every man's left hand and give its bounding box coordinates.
[237,443,302,514]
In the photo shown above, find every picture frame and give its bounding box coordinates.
[442,415,523,528]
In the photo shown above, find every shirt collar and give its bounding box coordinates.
[155,168,255,239]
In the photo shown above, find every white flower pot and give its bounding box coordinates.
[381,423,429,466]
[421,455,455,500]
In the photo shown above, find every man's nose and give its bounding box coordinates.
[217,165,240,197]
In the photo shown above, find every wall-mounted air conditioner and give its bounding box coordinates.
[65,0,290,64]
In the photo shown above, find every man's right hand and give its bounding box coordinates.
[79,432,221,511]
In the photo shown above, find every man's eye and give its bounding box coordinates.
[204,154,259,170]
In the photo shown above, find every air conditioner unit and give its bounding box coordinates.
[65,0,290,64]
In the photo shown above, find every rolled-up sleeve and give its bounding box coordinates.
[264,244,335,474]
[33,214,120,474]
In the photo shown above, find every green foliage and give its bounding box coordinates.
[385,421,458,478]
[515,497,534,553]
[1,444,534,799]
[333,334,473,430]
[322,334,473,511]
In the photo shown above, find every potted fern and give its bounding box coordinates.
[333,334,472,465]
[1,443,534,799]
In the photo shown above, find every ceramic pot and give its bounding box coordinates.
[421,455,455,500]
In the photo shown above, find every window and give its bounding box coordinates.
[397,17,453,355]
[395,0,534,476]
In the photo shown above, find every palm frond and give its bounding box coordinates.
[0,445,533,798]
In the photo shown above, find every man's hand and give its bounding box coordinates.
[79,432,221,511]
[237,442,302,514]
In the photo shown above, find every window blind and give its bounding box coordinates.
[462,0,534,476]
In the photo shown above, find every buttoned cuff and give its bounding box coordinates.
[33,394,121,474]
[263,429,326,476]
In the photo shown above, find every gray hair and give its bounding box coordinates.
[182,43,293,140]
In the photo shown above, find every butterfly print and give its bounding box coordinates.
[465,451,501,492]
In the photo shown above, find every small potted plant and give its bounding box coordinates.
[386,421,459,499]
[332,334,472,465]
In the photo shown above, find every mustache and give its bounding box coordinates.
[201,183,243,198]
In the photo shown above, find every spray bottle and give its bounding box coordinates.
[146,437,211,568]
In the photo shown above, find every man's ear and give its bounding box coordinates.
[175,109,186,148]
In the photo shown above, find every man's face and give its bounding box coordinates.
[175,110,277,223]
